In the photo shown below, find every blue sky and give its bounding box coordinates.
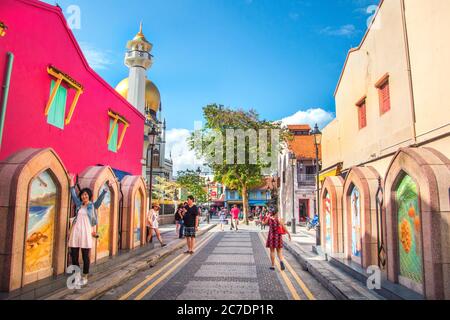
[43,0,378,129]
[41,0,379,172]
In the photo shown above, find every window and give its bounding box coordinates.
[45,66,83,129]
[356,97,367,129]
[107,111,130,152]
[108,119,119,152]
[47,80,67,129]
[376,74,391,115]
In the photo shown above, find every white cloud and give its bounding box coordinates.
[280,108,334,129]
[320,24,359,37]
[165,128,205,176]
[79,42,114,71]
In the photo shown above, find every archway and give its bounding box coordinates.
[320,176,344,255]
[0,148,69,292]
[384,147,450,299]
[77,166,120,262]
[121,176,148,250]
[343,167,380,268]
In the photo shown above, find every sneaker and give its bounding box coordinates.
[81,276,88,286]
[269,266,275,271]
[161,243,167,247]
[280,261,286,271]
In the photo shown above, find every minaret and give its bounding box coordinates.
[124,23,152,115]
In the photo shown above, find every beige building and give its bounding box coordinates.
[320,0,450,300]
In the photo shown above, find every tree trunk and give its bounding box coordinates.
[242,185,249,225]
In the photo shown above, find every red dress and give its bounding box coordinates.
[266,217,283,249]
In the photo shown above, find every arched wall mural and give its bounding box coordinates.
[0,148,69,292]
[350,185,362,263]
[342,167,380,268]
[25,170,58,280]
[96,182,112,260]
[78,166,120,262]
[384,147,450,300]
[396,173,423,292]
[320,176,345,255]
[121,176,148,250]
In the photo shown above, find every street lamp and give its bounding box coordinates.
[289,152,297,234]
[147,126,158,213]
[310,123,322,246]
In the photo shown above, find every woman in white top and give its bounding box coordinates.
[68,174,111,285]
[146,204,166,247]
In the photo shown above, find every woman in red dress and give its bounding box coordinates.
[263,206,291,271]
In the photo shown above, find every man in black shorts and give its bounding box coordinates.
[183,195,199,254]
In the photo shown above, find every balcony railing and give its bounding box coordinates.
[297,174,316,186]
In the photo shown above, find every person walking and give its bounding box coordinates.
[218,207,227,231]
[68,174,110,286]
[263,206,291,271]
[147,204,167,247]
[183,195,199,254]
[230,204,240,231]
[260,207,267,230]
[175,204,185,239]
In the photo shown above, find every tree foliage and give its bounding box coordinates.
[189,104,290,224]
[176,169,208,203]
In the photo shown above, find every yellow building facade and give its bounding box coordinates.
[321,0,450,299]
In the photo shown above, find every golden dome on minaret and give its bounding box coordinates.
[115,77,161,112]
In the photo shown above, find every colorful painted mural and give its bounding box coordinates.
[397,174,423,290]
[351,186,361,259]
[324,192,332,252]
[25,170,57,274]
[134,193,142,245]
[96,183,111,259]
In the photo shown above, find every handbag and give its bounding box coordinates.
[277,220,287,235]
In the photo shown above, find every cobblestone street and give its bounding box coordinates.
[98,224,335,300]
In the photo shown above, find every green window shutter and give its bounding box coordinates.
[108,119,119,152]
[47,80,67,129]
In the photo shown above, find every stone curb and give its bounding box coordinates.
[46,224,218,300]
[283,241,351,300]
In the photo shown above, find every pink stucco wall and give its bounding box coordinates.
[0,0,144,176]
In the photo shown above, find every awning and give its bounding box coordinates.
[319,163,343,183]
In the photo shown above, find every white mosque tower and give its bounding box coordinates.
[115,23,173,182]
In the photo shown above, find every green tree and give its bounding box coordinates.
[189,104,289,224]
[176,169,208,204]
[152,176,180,203]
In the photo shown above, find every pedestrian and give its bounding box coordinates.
[218,207,227,231]
[68,174,110,286]
[175,204,185,239]
[259,208,267,230]
[230,204,240,231]
[263,206,291,271]
[183,195,199,254]
[146,204,167,247]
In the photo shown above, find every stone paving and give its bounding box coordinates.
[143,231,290,300]
[98,223,336,301]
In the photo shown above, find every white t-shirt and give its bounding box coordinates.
[147,209,159,229]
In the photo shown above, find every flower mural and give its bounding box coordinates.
[397,174,423,288]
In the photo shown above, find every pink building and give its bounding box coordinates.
[0,0,145,175]
[0,0,149,294]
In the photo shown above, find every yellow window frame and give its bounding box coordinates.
[107,110,130,151]
[45,66,83,125]
[0,21,7,37]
